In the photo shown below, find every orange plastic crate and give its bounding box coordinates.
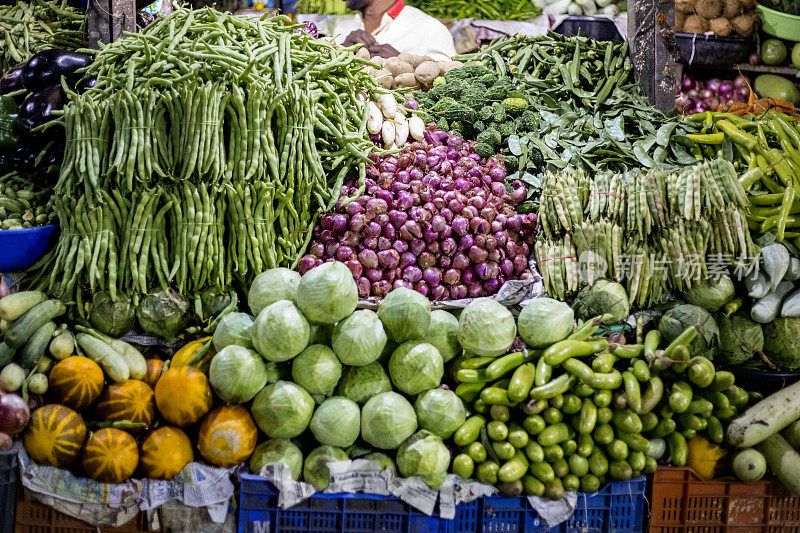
[14,492,147,533]
[649,467,800,532]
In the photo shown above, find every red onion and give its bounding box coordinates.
[403,266,423,282]
[364,221,382,238]
[439,256,452,269]
[367,268,384,283]
[468,283,483,297]
[378,249,400,269]
[423,268,442,287]
[410,239,426,256]
[426,240,440,254]
[394,279,413,290]
[414,281,430,297]
[0,393,30,435]
[359,249,379,269]
[462,268,476,285]
[483,278,501,294]
[373,280,392,297]
[310,243,325,258]
[682,74,696,91]
[449,284,467,299]
[706,78,721,92]
[345,259,363,279]
[297,256,318,274]
[734,75,748,89]
[336,246,355,262]
[357,277,371,297]
[384,269,397,283]
[418,252,436,269]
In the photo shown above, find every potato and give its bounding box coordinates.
[396,52,416,65]
[439,61,464,74]
[675,0,695,14]
[696,0,722,19]
[371,56,386,67]
[394,73,418,88]
[722,0,743,18]
[362,65,377,76]
[683,14,709,33]
[405,54,427,68]
[373,69,394,89]
[355,47,371,60]
[384,58,414,77]
[709,16,732,35]
[415,61,441,87]
[731,12,758,36]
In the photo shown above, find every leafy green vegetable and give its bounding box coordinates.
[209,345,268,404]
[292,344,342,395]
[250,439,303,480]
[361,392,417,450]
[310,397,361,448]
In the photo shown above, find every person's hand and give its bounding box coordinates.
[343,29,377,48]
[368,43,400,58]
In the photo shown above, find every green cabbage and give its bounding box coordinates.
[249,268,302,316]
[377,288,431,343]
[424,310,460,363]
[763,318,800,369]
[684,275,735,312]
[249,439,303,480]
[659,304,719,357]
[292,345,342,395]
[199,289,233,322]
[718,314,763,365]
[212,312,254,351]
[251,381,315,438]
[330,310,387,366]
[336,362,393,405]
[252,300,310,362]
[396,430,450,489]
[90,292,135,338]
[361,392,417,449]
[296,261,357,324]
[363,452,396,472]
[303,446,348,491]
[388,341,443,395]
[414,388,466,439]
[572,280,629,324]
[458,298,516,357]
[136,289,190,340]
[518,298,574,348]
[209,345,268,404]
[309,397,361,448]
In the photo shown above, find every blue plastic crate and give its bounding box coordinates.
[238,474,645,533]
[0,445,18,533]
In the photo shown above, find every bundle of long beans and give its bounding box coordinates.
[405,0,538,21]
[29,7,382,305]
[0,0,85,71]
[535,158,757,304]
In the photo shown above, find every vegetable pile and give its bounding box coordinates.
[417,34,701,207]
[0,0,85,72]
[26,7,386,314]
[297,129,537,299]
[404,0,540,21]
[676,74,751,116]
[357,49,463,91]
[535,158,756,303]
[674,0,758,36]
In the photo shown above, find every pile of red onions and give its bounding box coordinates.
[298,129,537,300]
[676,74,750,115]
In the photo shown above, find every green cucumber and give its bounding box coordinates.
[4,300,66,348]
[18,321,56,368]
[0,291,47,321]
[75,333,130,382]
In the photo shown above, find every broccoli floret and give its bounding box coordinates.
[477,128,501,148]
[503,154,519,172]
[518,109,538,131]
[474,120,486,133]
[497,121,517,137]
[485,79,514,101]
[433,96,476,123]
[491,102,507,123]
[445,64,492,81]
[478,106,493,121]
[474,142,496,159]
[502,97,528,116]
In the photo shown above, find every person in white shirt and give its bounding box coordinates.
[331,0,456,60]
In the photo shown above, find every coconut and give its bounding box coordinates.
[731,12,758,36]
[710,17,733,35]
[739,0,756,10]
[676,0,695,14]
[722,0,743,18]
[696,0,722,19]
[683,14,710,33]
[676,12,688,31]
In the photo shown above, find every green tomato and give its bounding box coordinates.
[761,39,787,66]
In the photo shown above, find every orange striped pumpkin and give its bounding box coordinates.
[95,380,156,431]
[143,359,165,389]
[139,426,194,480]
[154,366,212,427]
[198,406,258,468]
[23,404,87,467]
[48,357,104,410]
[82,428,139,483]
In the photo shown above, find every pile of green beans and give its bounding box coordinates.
[31,7,383,305]
[535,158,757,303]
[448,319,752,498]
[0,172,55,229]
[0,0,85,71]
[405,0,539,21]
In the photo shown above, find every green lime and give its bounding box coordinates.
[792,42,800,69]
[761,39,787,66]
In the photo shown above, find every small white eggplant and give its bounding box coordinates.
[394,114,409,146]
[367,101,383,135]
[377,93,397,119]
[408,115,425,142]
[381,119,396,147]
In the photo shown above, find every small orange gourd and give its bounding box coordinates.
[139,426,194,480]
[170,336,214,374]
[198,406,258,468]
[48,357,104,410]
[154,366,212,427]
[82,428,139,483]
[143,359,165,389]
[95,380,156,431]
[23,404,87,467]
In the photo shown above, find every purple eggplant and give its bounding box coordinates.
[76,77,97,93]
[0,65,24,96]
[17,85,65,134]
[21,50,92,92]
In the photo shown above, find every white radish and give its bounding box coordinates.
[377,93,397,119]
[394,114,409,146]
[408,116,425,142]
[381,120,396,147]
[367,101,383,135]
[728,379,800,447]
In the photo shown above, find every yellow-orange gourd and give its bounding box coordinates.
[95,380,156,431]
[48,357,104,410]
[139,426,194,480]
[82,428,139,483]
[170,336,214,374]
[23,404,87,467]
[154,366,212,427]
[198,406,258,468]
[143,358,165,389]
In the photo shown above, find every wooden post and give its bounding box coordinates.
[628,0,679,112]
[86,0,136,49]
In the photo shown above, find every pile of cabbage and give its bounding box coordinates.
[211,262,515,490]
